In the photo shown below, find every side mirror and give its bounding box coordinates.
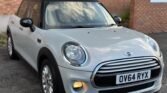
[114,16,122,25]
[20,18,35,32]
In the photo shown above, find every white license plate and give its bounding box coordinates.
[116,70,151,84]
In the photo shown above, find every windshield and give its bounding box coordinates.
[45,2,116,29]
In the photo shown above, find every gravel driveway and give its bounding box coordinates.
[0,32,167,93]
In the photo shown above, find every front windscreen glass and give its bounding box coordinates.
[45,2,116,29]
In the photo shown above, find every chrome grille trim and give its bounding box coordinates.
[100,60,157,70]
[104,59,154,66]
[91,56,161,88]
[98,64,159,73]
[96,66,160,77]
[96,57,159,74]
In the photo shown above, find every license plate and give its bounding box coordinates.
[116,70,151,85]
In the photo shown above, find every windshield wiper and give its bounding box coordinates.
[69,25,97,28]
[60,24,117,29]
[70,24,117,28]
[107,24,117,27]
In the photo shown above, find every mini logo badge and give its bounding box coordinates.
[126,52,132,57]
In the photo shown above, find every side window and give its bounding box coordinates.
[31,2,41,27]
[17,0,29,18]
[17,0,41,27]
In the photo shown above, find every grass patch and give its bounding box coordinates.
[0,32,7,47]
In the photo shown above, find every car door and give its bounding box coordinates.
[16,0,42,69]
[8,0,29,56]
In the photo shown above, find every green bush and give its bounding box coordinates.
[0,32,7,47]
[121,11,130,27]
[121,11,130,22]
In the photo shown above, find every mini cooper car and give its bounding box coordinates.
[7,0,164,93]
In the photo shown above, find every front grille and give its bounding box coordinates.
[93,57,161,87]
[99,82,154,93]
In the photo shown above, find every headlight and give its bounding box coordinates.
[63,42,86,66]
[146,36,161,56]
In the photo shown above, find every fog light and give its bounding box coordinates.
[73,81,83,90]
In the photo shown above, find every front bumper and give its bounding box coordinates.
[58,57,164,93]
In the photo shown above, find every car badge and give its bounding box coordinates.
[126,52,132,57]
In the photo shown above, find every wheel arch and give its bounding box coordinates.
[7,26,11,36]
[37,47,58,72]
[38,47,66,93]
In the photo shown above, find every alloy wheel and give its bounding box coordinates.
[7,37,13,56]
[42,65,54,93]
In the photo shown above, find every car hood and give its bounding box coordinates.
[42,26,156,71]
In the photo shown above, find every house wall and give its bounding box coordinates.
[0,0,22,32]
[0,0,22,15]
[100,0,131,16]
[130,0,167,33]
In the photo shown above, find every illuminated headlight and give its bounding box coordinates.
[63,42,86,66]
[146,36,161,56]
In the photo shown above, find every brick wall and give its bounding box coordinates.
[130,0,167,33]
[0,0,22,15]
[100,0,131,16]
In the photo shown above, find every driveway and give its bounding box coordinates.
[0,32,167,93]
[0,48,42,93]
[150,32,167,93]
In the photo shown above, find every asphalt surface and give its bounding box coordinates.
[0,32,167,93]
[0,48,42,93]
[150,32,167,93]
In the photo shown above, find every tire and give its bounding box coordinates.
[7,34,18,59]
[40,59,65,93]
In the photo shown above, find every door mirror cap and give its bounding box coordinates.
[20,18,35,32]
[20,18,33,27]
[114,16,122,24]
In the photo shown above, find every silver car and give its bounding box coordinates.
[7,0,164,93]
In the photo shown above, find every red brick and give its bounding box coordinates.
[99,0,131,16]
[130,0,167,33]
[0,0,22,15]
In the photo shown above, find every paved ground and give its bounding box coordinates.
[150,32,167,93]
[0,32,167,93]
[0,48,42,93]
